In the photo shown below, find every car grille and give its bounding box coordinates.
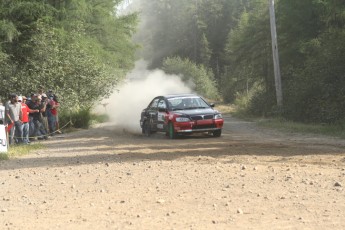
[190,115,214,121]
[193,124,216,130]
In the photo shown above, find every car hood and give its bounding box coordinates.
[173,108,219,116]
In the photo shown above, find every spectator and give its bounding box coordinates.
[0,101,5,125]
[5,94,22,144]
[27,95,48,140]
[18,96,36,144]
[53,95,61,134]
[41,94,49,135]
[47,94,60,135]
[27,94,36,139]
[37,86,45,97]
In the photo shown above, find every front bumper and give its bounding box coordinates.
[173,119,224,133]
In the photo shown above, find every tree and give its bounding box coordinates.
[282,1,345,122]
[0,0,138,110]
[223,1,274,110]
[130,0,254,86]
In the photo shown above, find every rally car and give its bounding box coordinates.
[140,94,224,139]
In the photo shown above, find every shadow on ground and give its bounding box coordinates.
[1,123,344,171]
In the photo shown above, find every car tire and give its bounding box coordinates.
[213,129,222,137]
[168,122,176,139]
[143,121,151,137]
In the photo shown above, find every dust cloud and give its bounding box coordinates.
[95,60,192,133]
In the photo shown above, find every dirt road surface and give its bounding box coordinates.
[1,116,345,229]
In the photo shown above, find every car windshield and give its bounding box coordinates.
[168,96,210,110]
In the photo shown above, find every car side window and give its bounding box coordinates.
[149,98,159,109]
[157,99,167,109]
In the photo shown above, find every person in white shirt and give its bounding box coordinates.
[5,94,22,144]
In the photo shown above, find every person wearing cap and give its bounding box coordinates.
[5,94,23,144]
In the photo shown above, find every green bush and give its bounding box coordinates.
[0,153,8,160]
[89,113,110,125]
[247,89,277,117]
[163,57,220,100]
[233,91,250,115]
[59,108,109,130]
[232,82,277,117]
[59,107,91,129]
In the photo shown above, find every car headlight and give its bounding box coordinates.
[214,114,222,119]
[176,117,190,122]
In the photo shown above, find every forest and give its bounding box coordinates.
[1,0,345,124]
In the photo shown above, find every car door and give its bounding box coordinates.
[157,98,168,131]
[146,97,159,132]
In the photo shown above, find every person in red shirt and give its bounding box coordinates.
[47,94,60,135]
[18,96,38,144]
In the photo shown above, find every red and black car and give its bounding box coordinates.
[140,94,224,139]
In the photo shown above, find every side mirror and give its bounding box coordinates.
[158,107,167,112]
[210,103,215,108]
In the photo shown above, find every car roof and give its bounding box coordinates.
[162,94,198,99]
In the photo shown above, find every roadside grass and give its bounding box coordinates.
[0,143,45,161]
[60,110,109,130]
[0,153,8,160]
[0,112,108,161]
[256,118,345,139]
[214,103,235,115]
[226,106,345,139]
[89,113,109,125]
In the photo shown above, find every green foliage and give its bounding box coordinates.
[231,81,276,117]
[279,0,345,123]
[90,113,110,125]
[286,30,345,123]
[59,108,109,129]
[2,0,345,127]
[132,0,193,68]
[132,0,345,125]
[0,153,8,161]
[199,33,211,67]
[163,57,220,100]
[220,0,345,124]
[223,1,273,110]
[247,85,277,117]
[131,0,244,79]
[59,107,92,129]
[0,20,19,42]
[0,0,138,114]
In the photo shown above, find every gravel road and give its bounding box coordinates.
[0,116,344,229]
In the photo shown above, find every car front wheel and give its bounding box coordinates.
[168,122,177,139]
[143,121,151,137]
[213,129,222,137]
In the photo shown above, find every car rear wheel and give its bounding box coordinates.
[168,122,177,139]
[213,129,222,137]
[143,121,151,137]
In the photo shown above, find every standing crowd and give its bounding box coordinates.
[0,89,61,145]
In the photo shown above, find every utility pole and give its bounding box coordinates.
[269,0,283,107]
[194,0,198,62]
